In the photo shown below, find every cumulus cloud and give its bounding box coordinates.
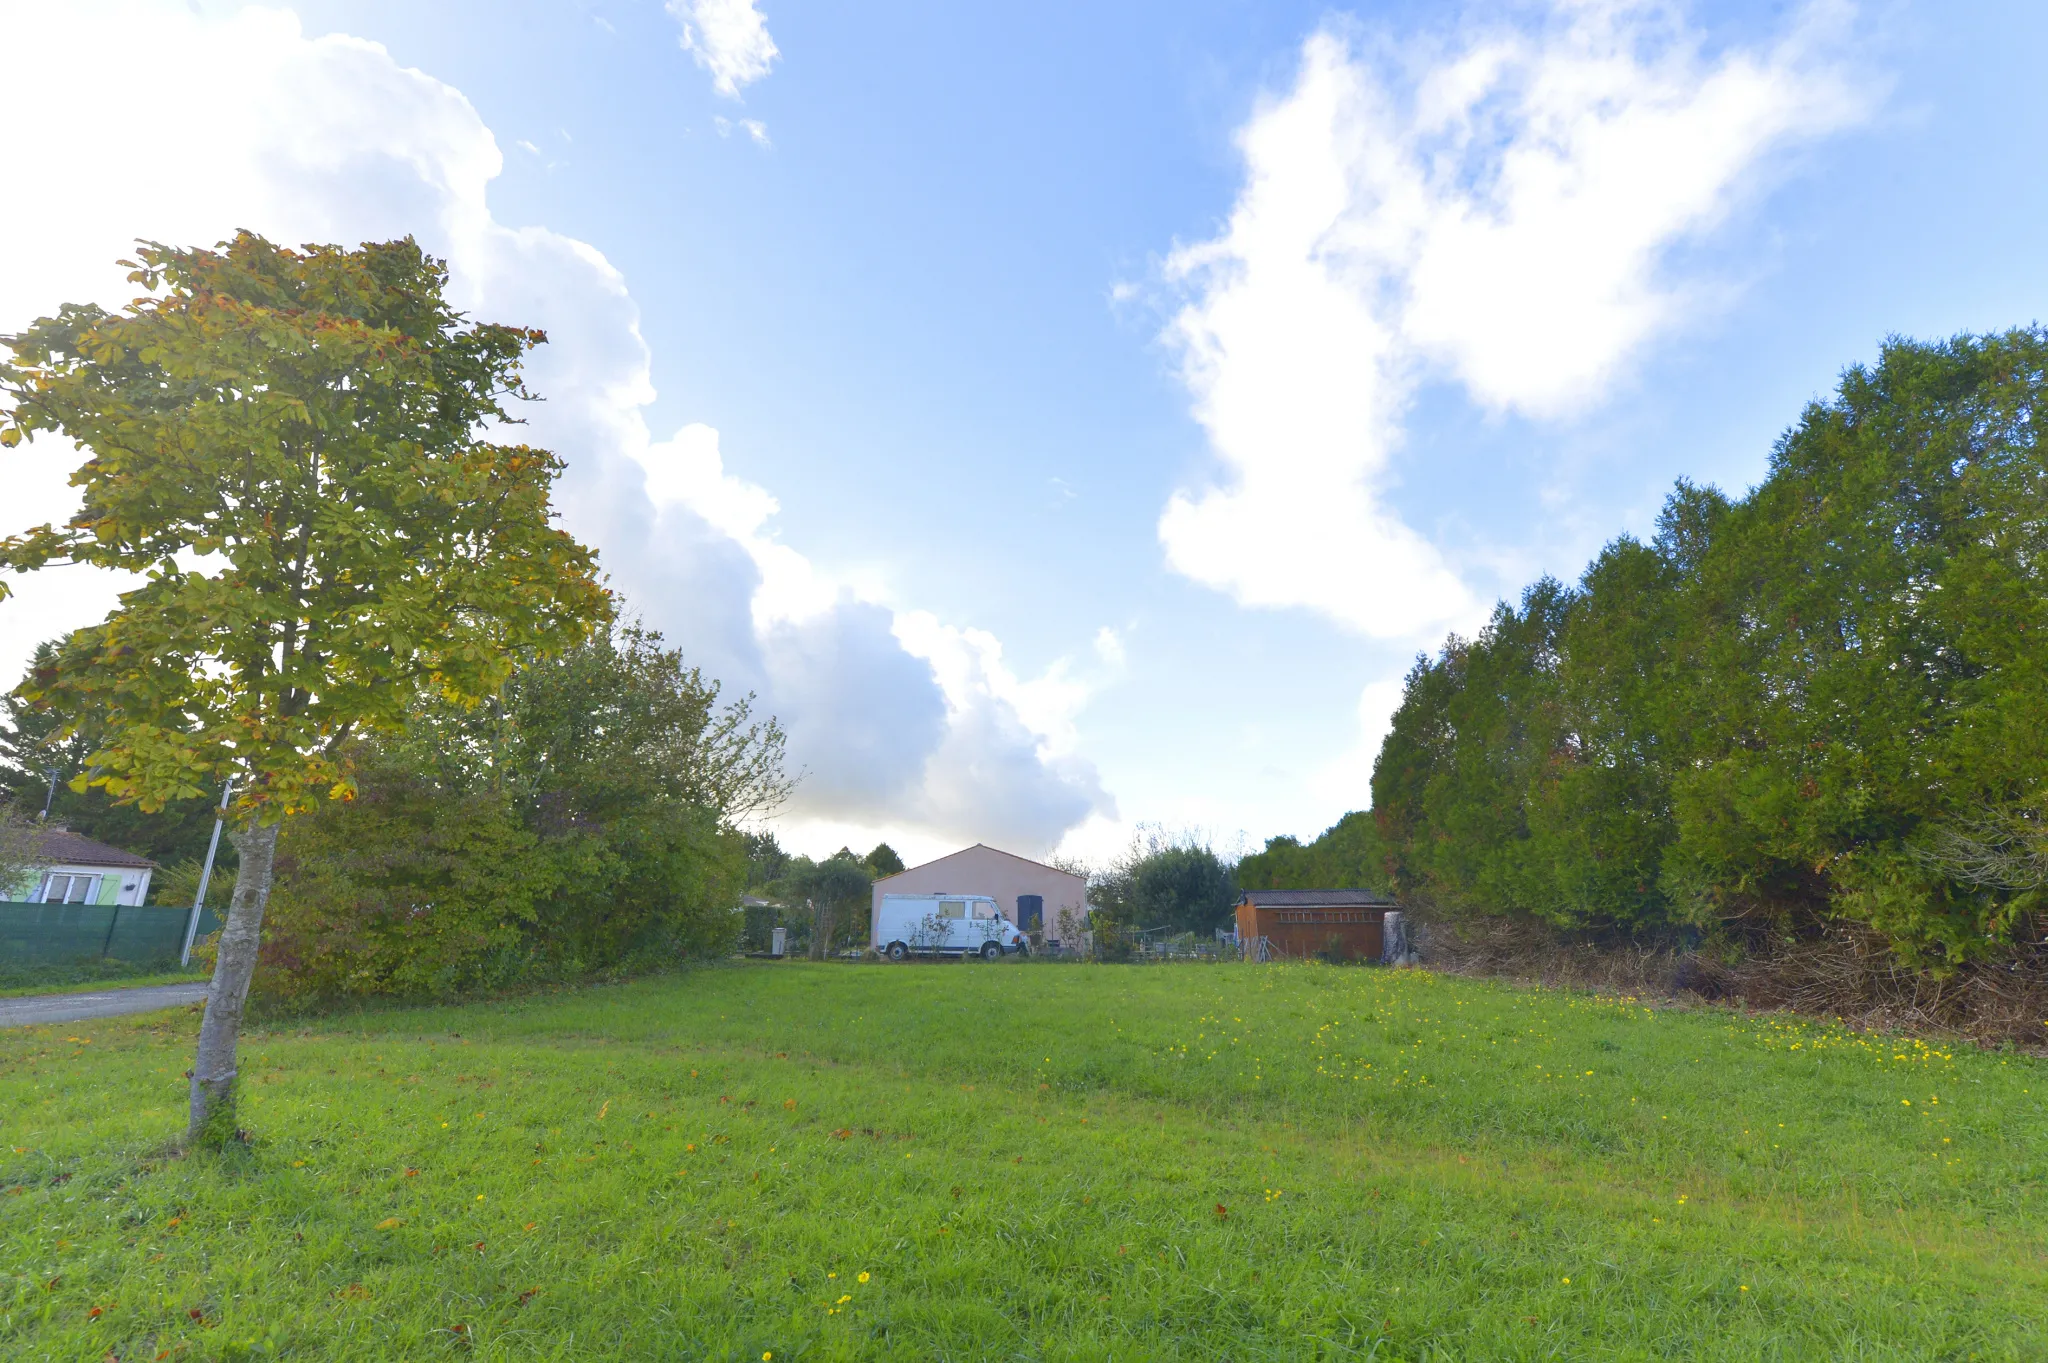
[669,0,779,99]
[1160,0,1874,637]
[1308,677,1407,808]
[0,1,1108,857]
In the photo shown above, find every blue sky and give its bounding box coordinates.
[4,1,2047,866]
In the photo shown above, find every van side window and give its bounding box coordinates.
[972,901,996,920]
[939,900,966,919]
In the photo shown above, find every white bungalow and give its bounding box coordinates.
[8,827,157,907]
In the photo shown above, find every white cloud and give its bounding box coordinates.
[1159,0,1873,637]
[713,114,773,147]
[0,0,1106,859]
[1308,676,1406,808]
[628,424,1116,849]
[669,0,779,99]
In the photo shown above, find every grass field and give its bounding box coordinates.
[3,960,2044,1360]
[0,966,210,999]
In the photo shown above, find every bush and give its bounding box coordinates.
[255,621,774,1000]
[1090,830,1238,936]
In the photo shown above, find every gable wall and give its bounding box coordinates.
[870,846,1089,946]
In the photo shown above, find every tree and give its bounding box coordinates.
[1129,844,1238,935]
[865,842,905,877]
[1238,812,1392,892]
[792,853,872,960]
[743,830,792,889]
[257,619,780,997]
[0,234,608,1143]
[1091,829,1239,936]
[1362,329,2048,969]
[0,799,38,900]
[2,639,235,866]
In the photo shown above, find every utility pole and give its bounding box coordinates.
[180,777,235,969]
[40,764,58,821]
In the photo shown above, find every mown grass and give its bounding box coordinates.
[3,959,2044,1360]
[0,959,208,999]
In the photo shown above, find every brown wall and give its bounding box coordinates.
[1238,906,1385,961]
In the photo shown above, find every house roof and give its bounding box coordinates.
[1239,888,1395,909]
[28,828,157,871]
[876,843,1085,885]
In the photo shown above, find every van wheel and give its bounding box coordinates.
[981,942,1001,961]
[886,941,908,962]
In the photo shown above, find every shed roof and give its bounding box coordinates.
[27,828,157,871]
[1239,888,1394,909]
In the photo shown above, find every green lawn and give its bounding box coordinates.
[0,966,210,999]
[3,960,2043,1360]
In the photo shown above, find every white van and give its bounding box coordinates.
[875,893,1030,961]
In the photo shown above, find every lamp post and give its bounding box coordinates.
[180,777,235,969]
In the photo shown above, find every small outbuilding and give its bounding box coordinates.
[1234,888,1396,961]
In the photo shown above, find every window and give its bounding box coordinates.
[972,901,997,920]
[939,900,967,919]
[38,873,99,905]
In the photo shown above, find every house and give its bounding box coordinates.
[870,844,1089,947]
[8,827,158,907]
[1234,888,1396,961]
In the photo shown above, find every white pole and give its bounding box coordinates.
[180,777,235,969]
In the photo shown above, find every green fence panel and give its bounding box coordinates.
[0,902,225,965]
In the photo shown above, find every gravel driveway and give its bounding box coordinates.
[0,983,208,1029]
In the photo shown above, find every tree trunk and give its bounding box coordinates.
[809,899,834,960]
[186,820,279,1146]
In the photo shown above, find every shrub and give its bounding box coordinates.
[254,620,773,1000]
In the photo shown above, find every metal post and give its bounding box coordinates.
[180,777,235,969]
[40,765,59,820]
[1381,911,1408,966]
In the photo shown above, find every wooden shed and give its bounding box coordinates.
[1234,889,1396,961]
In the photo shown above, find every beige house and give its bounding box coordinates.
[870,844,1089,947]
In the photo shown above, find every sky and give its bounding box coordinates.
[2,0,2046,869]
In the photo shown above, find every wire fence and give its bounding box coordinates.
[0,901,224,965]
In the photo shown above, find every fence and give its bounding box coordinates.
[0,901,224,965]
[1136,938,1234,961]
